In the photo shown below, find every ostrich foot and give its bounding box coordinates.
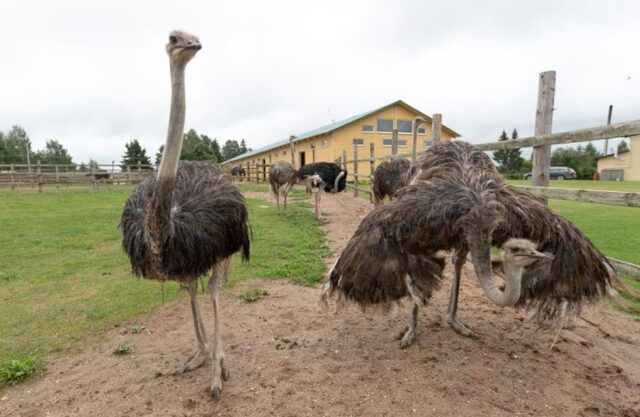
[210,356,230,400]
[174,348,209,374]
[395,325,416,349]
[445,314,480,339]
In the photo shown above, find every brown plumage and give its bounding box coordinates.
[371,158,411,206]
[269,161,298,213]
[324,140,615,347]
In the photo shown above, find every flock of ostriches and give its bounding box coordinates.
[119,31,618,399]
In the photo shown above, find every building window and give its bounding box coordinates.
[362,124,374,133]
[283,151,287,155]
[418,127,426,134]
[397,120,412,133]
[353,138,364,147]
[321,138,329,147]
[377,119,393,132]
[383,139,408,147]
[424,140,433,147]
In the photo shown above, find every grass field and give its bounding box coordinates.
[0,185,326,378]
[507,179,640,192]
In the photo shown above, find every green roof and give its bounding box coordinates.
[223,100,460,164]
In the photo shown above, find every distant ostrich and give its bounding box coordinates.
[119,31,250,400]
[269,160,298,213]
[230,165,246,181]
[297,162,347,220]
[323,141,614,348]
[371,158,411,206]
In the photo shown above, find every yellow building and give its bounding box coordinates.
[596,135,639,181]
[223,100,460,179]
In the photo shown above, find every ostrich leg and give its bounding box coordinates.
[283,183,292,213]
[208,258,231,400]
[395,304,419,348]
[315,188,324,220]
[176,280,209,373]
[445,249,479,339]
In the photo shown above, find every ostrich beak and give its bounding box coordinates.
[523,250,554,261]
[185,43,202,50]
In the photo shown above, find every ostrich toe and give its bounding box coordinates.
[398,326,416,349]
[210,356,228,400]
[445,314,480,339]
[175,348,209,374]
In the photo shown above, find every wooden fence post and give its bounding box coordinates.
[10,164,15,190]
[342,150,347,173]
[532,71,556,189]
[391,129,398,155]
[353,144,359,198]
[369,143,375,203]
[127,166,131,185]
[432,113,442,145]
[90,164,97,192]
[55,164,59,187]
[412,117,425,163]
[37,160,42,193]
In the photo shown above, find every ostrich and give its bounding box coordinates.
[323,141,614,348]
[230,165,246,181]
[269,160,298,213]
[297,162,347,220]
[371,158,411,206]
[119,31,250,400]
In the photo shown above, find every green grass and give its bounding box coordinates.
[0,185,327,382]
[507,179,640,192]
[112,344,132,355]
[0,353,38,386]
[237,288,269,303]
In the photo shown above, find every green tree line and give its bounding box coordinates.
[0,126,251,169]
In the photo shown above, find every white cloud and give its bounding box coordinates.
[1,0,638,163]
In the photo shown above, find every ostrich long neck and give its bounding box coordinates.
[157,62,187,181]
[149,62,187,239]
[472,247,522,307]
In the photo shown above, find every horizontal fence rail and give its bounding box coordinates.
[515,185,640,207]
[476,120,640,151]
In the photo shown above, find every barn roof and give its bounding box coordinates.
[223,100,460,164]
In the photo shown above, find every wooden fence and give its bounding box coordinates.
[0,162,155,191]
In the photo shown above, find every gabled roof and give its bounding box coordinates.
[595,149,630,160]
[223,100,461,164]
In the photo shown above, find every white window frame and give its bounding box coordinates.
[353,138,365,147]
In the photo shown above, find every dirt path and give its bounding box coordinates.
[2,190,639,417]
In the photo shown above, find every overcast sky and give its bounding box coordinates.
[1,0,638,164]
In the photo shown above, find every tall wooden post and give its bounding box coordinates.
[604,104,613,154]
[412,117,425,163]
[90,163,97,192]
[127,166,131,185]
[369,143,375,203]
[391,129,398,156]
[289,135,296,168]
[353,144,359,198]
[342,150,347,173]
[37,160,42,193]
[432,114,442,145]
[531,71,556,188]
[55,165,59,184]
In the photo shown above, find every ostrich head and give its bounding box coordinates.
[166,31,202,67]
[501,238,553,268]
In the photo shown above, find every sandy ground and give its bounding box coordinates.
[2,190,639,417]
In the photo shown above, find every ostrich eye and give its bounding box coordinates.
[169,36,178,44]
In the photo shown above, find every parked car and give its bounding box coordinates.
[522,166,577,180]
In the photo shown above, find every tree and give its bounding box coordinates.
[617,140,629,153]
[155,130,223,164]
[1,125,32,164]
[492,129,524,178]
[550,142,601,179]
[33,140,75,165]
[240,139,248,154]
[221,139,243,162]
[121,139,152,170]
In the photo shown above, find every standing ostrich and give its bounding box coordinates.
[297,162,347,220]
[230,165,246,181]
[323,141,614,348]
[371,158,411,206]
[119,31,250,400]
[269,160,298,213]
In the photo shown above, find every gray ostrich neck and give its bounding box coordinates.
[157,62,187,181]
[149,61,187,239]
[471,248,522,307]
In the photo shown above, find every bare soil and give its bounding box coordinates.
[2,191,639,417]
